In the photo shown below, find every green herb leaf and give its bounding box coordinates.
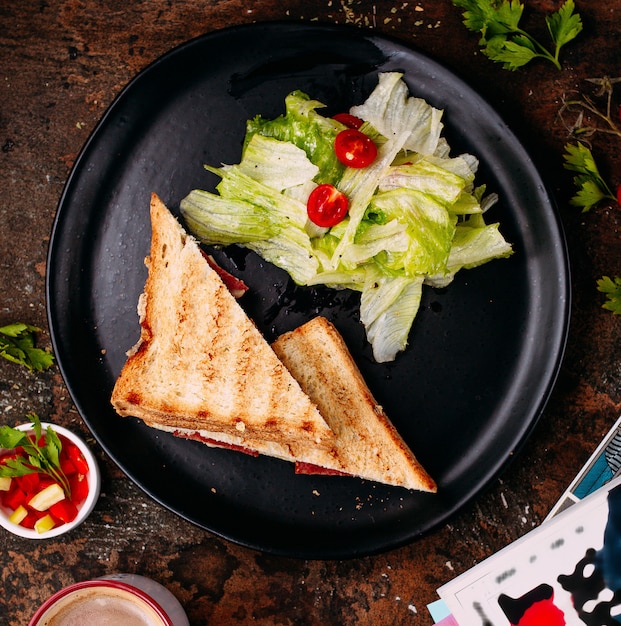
[27,455,42,470]
[454,0,523,35]
[44,426,62,468]
[452,0,582,70]
[597,276,621,315]
[547,0,583,50]
[486,35,538,71]
[0,323,55,371]
[0,425,28,449]
[563,142,616,212]
[0,457,38,478]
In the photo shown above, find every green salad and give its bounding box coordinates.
[180,72,513,362]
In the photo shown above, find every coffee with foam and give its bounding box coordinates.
[36,585,167,626]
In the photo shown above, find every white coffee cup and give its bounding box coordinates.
[29,576,188,626]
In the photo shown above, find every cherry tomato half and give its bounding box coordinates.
[332,113,364,129]
[334,129,377,168]
[307,184,349,228]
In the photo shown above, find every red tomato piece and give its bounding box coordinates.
[2,486,28,510]
[334,129,377,168]
[31,508,49,519]
[60,454,77,476]
[50,499,78,524]
[65,441,90,475]
[20,512,37,529]
[306,184,349,228]
[617,183,621,207]
[70,474,89,505]
[35,476,55,493]
[332,113,364,129]
[18,472,40,495]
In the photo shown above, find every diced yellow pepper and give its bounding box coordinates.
[0,476,12,491]
[34,514,56,534]
[9,504,28,525]
[28,483,65,511]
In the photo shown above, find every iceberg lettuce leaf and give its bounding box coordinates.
[245,90,345,186]
[350,72,444,155]
[180,189,278,244]
[238,134,319,191]
[361,275,424,363]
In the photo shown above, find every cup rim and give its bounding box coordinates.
[0,421,100,539]
[28,579,174,626]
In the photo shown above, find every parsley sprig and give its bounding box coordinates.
[597,277,621,315]
[560,76,620,212]
[452,0,583,70]
[0,413,71,497]
[0,323,55,371]
[562,142,617,213]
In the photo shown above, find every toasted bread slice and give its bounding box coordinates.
[153,316,436,492]
[272,317,437,492]
[110,194,333,447]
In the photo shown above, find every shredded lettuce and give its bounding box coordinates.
[181,72,513,362]
[238,134,319,191]
[245,90,346,186]
[180,189,277,245]
[362,275,424,364]
[350,72,444,156]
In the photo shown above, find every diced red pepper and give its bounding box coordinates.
[31,507,49,520]
[65,441,89,475]
[2,485,29,510]
[20,512,37,529]
[59,454,77,477]
[18,472,40,494]
[69,474,89,505]
[50,499,78,523]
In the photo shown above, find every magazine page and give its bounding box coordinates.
[437,474,621,625]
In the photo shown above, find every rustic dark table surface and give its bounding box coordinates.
[1,1,620,624]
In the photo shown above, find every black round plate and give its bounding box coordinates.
[46,22,569,558]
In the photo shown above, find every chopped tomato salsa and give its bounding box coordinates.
[0,434,90,533]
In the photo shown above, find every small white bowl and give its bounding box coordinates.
[0,422,100,539]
